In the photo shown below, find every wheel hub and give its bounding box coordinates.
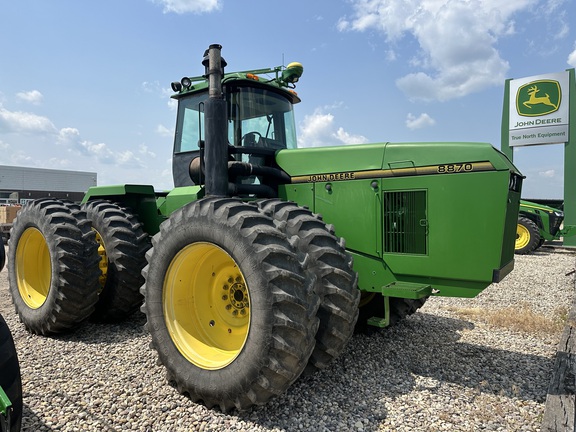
[224,277,249,315]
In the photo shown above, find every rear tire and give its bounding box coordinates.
[515,217,541,255]
[141,197,319,411]
[0,313,22,432]
[255,199,359,375]
[83,200,150,322]
[7,198,100,335]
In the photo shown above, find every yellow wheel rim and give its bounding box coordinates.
[516,224,530,250]
[93,229,108,293]
[15,227,52,309]
[163,242,250,370]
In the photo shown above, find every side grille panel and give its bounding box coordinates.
[383,190,427,254]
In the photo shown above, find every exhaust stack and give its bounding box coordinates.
[202,44,228,197]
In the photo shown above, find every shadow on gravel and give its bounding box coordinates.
[21,405,52,432]
[21,395,120,432]
[536,245,576,256]
[377,312,550,402]
[240,311,552,431]
[38,312,149,345]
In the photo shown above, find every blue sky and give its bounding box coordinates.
[1,0,575,198]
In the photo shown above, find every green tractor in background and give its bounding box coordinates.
[515,199,575,254]
[7,45,522,411]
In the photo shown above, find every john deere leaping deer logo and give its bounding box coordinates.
[516,80,561,117]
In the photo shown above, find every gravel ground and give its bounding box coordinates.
[0,245,574,432]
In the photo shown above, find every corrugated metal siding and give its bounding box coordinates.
[0,165,97,192]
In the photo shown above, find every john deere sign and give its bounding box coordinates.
[509,71,569,146]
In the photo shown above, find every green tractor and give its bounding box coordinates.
[516,199,574,254]
[1,235,23,432]
[7,45,522,411]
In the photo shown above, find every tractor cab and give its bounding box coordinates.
[171,62,303,190]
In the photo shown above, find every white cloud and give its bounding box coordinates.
[139,144,157,158]
[78,141,115,164]
[539,169,556,178]
[47,157,71,168]
[0,104,161,184]
[540,0,569,40]
[334,127,369,145]
[58,127,81,144]
[16,90,44,105]
[0,105,57,134]
[298,111,334,147]
[142,81,177,110]
[11,153,34,165]
[568,43,576,67]
[167,98,178,111]
[156,124,173,137]
[298,109,369,148]
[154,0,220,14]
[73,140,143,168]
[339,0,538,101]
[141,81,160,93]
[406,112,435,130]
[117,150,145,168]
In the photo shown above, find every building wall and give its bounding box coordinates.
[0,165,97,204]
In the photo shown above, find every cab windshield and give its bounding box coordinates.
[174,85,297,153]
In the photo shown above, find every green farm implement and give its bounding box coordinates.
[7,45,522,411]
[516,199,576,254]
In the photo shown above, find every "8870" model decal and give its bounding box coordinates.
[436,163,474,173]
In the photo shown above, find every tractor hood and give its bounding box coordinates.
[276,142,521,181]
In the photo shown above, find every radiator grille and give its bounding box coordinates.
[383,190,427,254]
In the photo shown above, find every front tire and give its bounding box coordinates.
[83,200,150,322]
[0,313,22,432]
[515,217,541,255]
[7,199,100,335]
[141,197,319,411]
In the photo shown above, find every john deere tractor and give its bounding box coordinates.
[7,45,522,411]
[515,199,575,254]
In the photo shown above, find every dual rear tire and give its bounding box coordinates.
[8,199,100,334]
[82,200,150,322]
[7,198,149,334]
